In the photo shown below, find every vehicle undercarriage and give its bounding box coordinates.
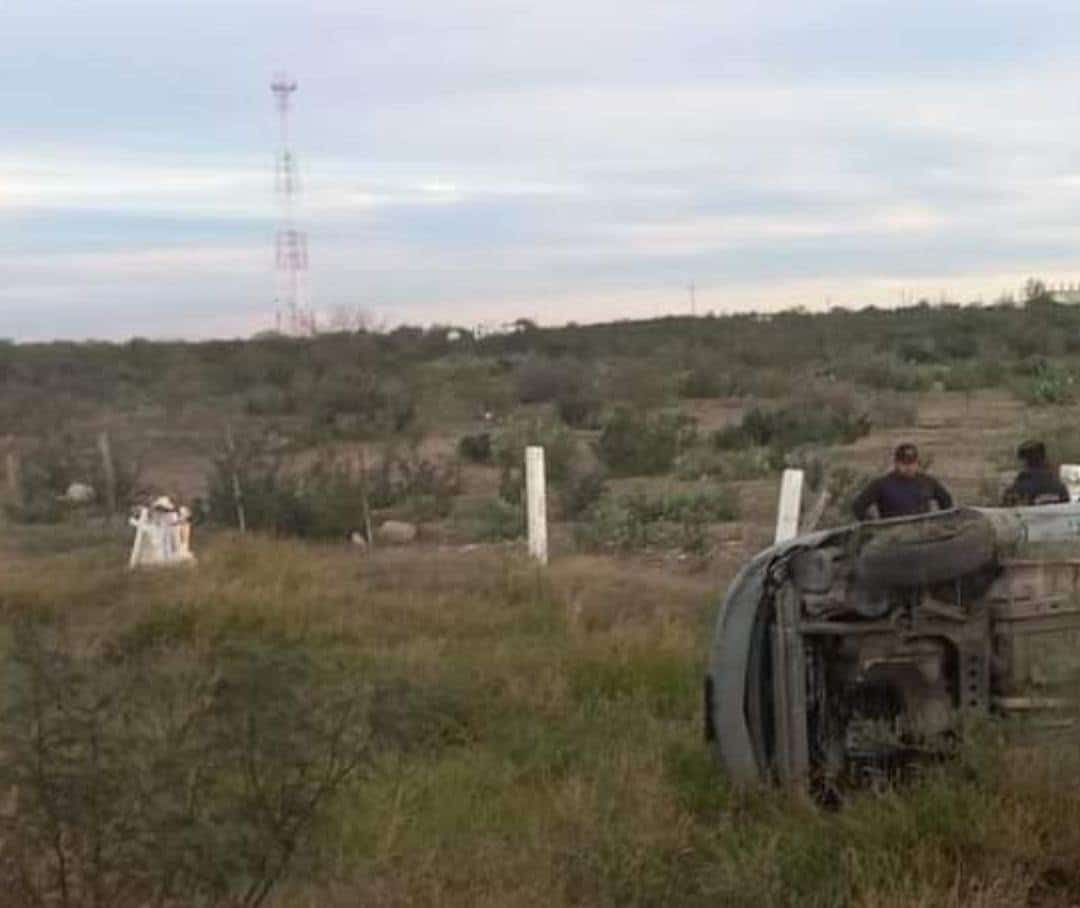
[706,504,1080,788]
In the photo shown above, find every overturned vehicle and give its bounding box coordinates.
[706,504,1080,788]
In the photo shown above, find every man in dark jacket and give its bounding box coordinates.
[1002,440,1069,506]
[852,442,954,521]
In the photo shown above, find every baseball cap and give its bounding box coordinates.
[894,443,919,464]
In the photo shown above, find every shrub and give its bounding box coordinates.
[576,496,651,552]
[795,461,872,529]
[206,430,302,534]
[556,388,602,428]
[675,356,744,399]
[493,418,580,503]
[309,372,417,438]
[452,496,523,542]
[447,358,516,418]
[1007,326,1061,359]
[937,331,979,360]
[1014,359,1076,405]
[244,383,294,415]
[457,432,493,464]
[596,409,696,477]
[576,487,739,553]
[559,468,608,519]
[356,444,459,523]
[516,356,579,404]
[839,353,925,391]
[494,418,577,482]
[207,435,458,538]
[675,446,777,481]
[868,391,918,428]
[0,621,388,908]
[897,337,939,364]
[932,360,999,392]
[599,360,674,410]
[712,399,871,453]
[4,433,145,524]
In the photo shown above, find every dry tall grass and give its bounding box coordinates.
[1,528,1080,906]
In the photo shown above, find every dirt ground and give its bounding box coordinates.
[131,389,1033,587]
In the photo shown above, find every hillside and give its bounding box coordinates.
[3,297,1079,552]
[4,299,1080,903]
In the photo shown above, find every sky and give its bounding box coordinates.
[7,0,1080,340]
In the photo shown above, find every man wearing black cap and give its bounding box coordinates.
[1002,440,1069,506]
[852,442,954,521]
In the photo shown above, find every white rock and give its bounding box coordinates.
[375,520,418,545]
[64,482,96,504]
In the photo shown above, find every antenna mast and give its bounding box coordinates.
[271,71,310,334]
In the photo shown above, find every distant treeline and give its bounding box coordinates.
[4,293,1080,438]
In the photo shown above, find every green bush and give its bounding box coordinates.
[493,418,580,503]
[712,401,870,453]
[208,436,458,538]
[4,433,144,525]
[0,621,388,908]
[1013,359,1076,405]
[457,432,493,464]
[931,360,999,392]
[838,353,925,391]
[452,497,523,542]
[793,459,872,528]
[675,446,778,481]
[309,372,417,438]
[598,360,675,410]
[596,409,696,477]
[244,383,294,415]
[559,468,608,519]
[1007,326,1060,359]
[556,388,602,428]
[576,487,739,553]
[868,391,918,427]
[516,356,580,404]
[674,356,744,399]
[937,331,979,360]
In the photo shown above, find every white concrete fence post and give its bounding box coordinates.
[525,446,548,565]
[1060,464,1080,502]
[775,468,804,544]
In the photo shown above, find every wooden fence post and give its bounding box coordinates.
[225,425,247,533]
[6,451,22,510]
[97,431,118,515]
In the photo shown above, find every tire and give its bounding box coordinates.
[854,511,996,589]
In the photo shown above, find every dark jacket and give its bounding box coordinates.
[1002,468,1069,506]
[852,472,954,521]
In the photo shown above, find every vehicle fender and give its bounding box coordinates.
[707,547,774,784]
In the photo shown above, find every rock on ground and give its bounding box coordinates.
[375,520,418,545]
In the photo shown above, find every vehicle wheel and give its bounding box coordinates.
[854,512,996,588]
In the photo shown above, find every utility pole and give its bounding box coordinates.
[688,281,697,317]
[271,71,310,335]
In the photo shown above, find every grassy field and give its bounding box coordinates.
[8,307,1080,904]
[2,529,1080,906]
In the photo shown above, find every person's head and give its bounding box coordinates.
[893,442,920,477]
[1018,440,1048,469]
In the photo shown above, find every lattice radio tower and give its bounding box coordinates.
[271,72,310,334]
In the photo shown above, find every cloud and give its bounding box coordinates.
[7,1,1080,339]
